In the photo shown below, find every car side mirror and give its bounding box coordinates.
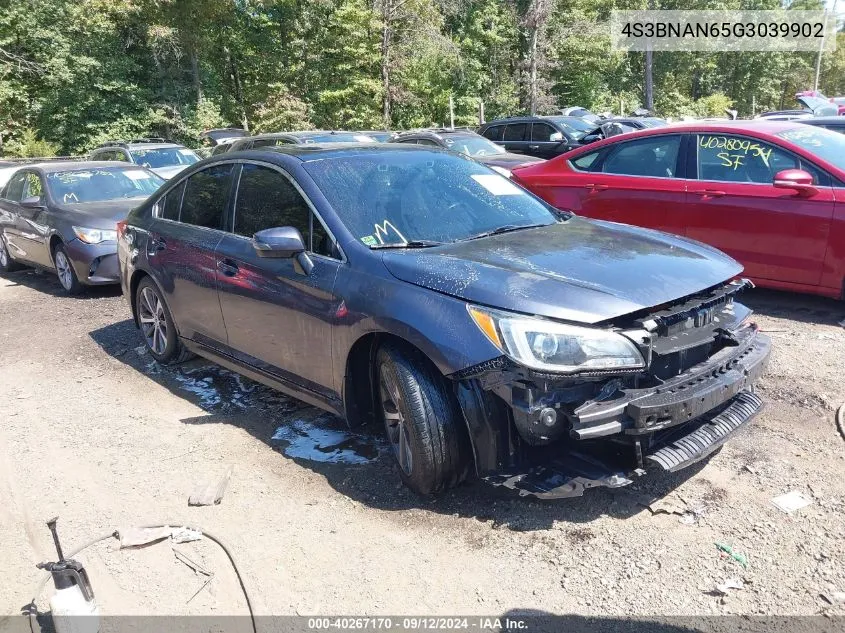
[773,169,818,197]
[582,133,602,144]
[20,196,44,208]
[252,226,306,258]
[549,131,564,142]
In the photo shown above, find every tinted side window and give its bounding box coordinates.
[531,123,557,142]
[417,139,440,147]
[503,123,527,142]
[482,126,503,141]
[160,181,185,221]
[180,164,234,230]
[696,134,798,184]
[602,136,681,178]
[570,150,602,172]
[5,172,27,201]
[233,164,310,240]
[251,139,278,148]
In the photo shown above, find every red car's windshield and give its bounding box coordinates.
[777,126,845,172]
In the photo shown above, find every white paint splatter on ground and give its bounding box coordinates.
[272,418,381,464]
[173,373,222,407]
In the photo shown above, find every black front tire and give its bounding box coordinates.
[0,233,23,273]
[376,343,472,495]
[135,277,193,364]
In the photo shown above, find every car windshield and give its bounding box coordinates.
[542,117,596,140]
[443,134,506,157]
[776,126,845,172]
[46,167,164,203]
[302,133,377,144]
[303,151,557,247]
[130,147,199,168]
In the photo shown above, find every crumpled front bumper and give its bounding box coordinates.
[485,328,771,499]
[571,328,771,439]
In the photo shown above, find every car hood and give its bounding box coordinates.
[477,153,546,169]
[379,217,742,324]
[55,198,145,228]
[150,165,188,180]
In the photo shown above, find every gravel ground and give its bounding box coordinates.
[0,267,843,622]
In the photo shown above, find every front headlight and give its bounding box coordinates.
[468,305,645,373]
[73,226,118,244]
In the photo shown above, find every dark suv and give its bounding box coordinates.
[478,116,599,159]
[118,144,770,498]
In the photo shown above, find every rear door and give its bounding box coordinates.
[145,164,233,347]
[686,132,834,286]
[214,161,343,401]
[548,134,688,235]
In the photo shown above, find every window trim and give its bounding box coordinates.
[692,132,833,188]
[228,159,346,263]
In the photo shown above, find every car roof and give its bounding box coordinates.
[28,161,145,173]
[226,142,448,163]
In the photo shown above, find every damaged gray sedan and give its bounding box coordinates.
[118,144,770,498]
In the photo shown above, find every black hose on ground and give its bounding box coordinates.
[26,524,257,633]
[837,403,845,443]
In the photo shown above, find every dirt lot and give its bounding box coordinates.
[1,267,844,621]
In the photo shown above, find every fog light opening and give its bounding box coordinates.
[539,407,557,427]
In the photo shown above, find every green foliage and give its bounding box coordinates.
[3,128,59,157]
[1,0,844,155]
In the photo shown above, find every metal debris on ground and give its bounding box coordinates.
[186,574,215,604]
[173,548,212,576]
[715,542,748,568]
[189,465,234,506]
[771,490,813,514]
[820,592,845,605]
[715,578,744,595]
[836,404,845,443]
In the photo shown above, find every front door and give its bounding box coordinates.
[3,171,52,267]
[145,165,232,347]
[214,162,342,402]
[686,133,834,286]
[560,134,688,236]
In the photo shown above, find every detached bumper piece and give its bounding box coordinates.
[488,389,762,500]
[646,390,763,472]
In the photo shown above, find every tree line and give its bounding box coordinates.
[1,0,843,156]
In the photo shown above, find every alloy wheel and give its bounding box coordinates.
[379,365,413,476]
[138,286,168,356]
[55,250,74,290]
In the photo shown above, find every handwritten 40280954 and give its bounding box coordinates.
[699,135,773,170]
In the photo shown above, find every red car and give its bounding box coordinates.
[512,120,845,299]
